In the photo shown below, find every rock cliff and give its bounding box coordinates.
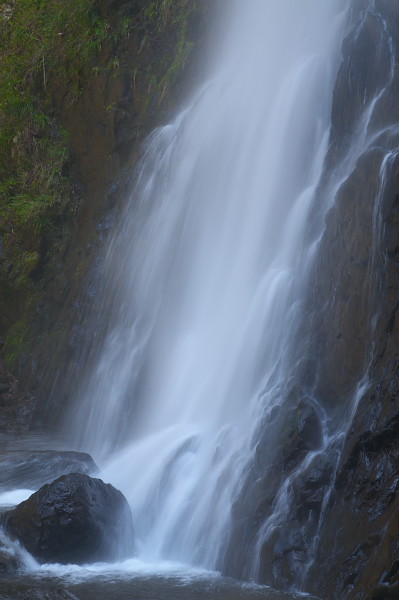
[224,2,399,598]
[0,0,216,428]
[305,2,399,597]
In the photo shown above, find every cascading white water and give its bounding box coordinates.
[72,0,349,573]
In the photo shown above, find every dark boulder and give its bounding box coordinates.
[0,450,98,492]
[2,473,134,564]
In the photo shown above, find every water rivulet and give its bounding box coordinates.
[59,0,399,598]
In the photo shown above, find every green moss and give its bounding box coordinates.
[159,35,195,100]
[0,0,203,387]
[138,0,199,108]
[3,318,31,368]
[0,0,116,316]
[0,0,110,223]
[21,251,40,276]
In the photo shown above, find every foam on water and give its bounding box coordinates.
[0,489,34,507]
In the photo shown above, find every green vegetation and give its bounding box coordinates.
[142,0,199,103]
[0,0,111,246]
[0,0,198,249]
[0,0,201,371]
[0,0,116,364]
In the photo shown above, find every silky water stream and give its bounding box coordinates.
[1,1,354,598]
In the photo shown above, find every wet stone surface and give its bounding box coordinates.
[0,582,79,600]
[0,575,318,600]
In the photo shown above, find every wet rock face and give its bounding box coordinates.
[305,412,399,599]
[225,2,399,598]
[300,1,399,598]
[329,5,394,164]
[223,392,324,584]
[306,145,385,409]
[2,473,134,565]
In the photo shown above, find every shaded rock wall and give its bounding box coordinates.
[281,2,399,598]
[224,2,399,599]
[0,0,220,429]
[304,2,399,597]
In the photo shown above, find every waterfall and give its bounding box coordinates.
[71,0,349,578]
